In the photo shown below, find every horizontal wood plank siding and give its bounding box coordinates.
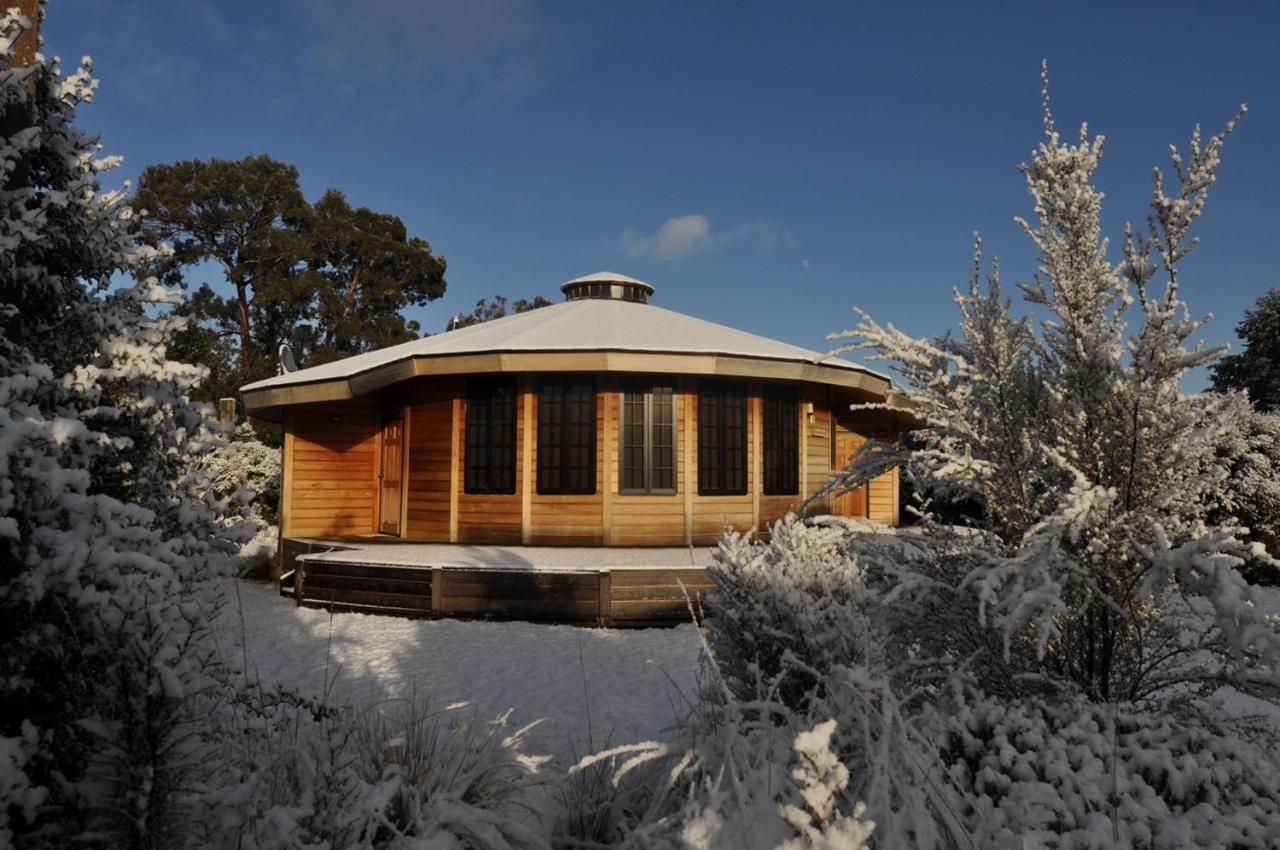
[404,379,457,541]
[841,411,900,526]
[277,373,902,552]
[284,400,379,538]
[801,384,834,516]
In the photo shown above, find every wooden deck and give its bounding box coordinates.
[281,538,715,627]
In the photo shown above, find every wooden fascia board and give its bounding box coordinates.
[243,351,890,413]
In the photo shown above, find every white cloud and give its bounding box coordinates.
[800,259,811,269]
[618,213,794,263]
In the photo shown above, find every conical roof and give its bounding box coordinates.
[242,296,878,394]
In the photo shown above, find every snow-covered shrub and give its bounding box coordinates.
[183,685,369,849]
[708,517,878,710]
[0,11,246,845]
[937,692,1280,849]
[197,422,281,573]
[693,65,1280,847]
[832,66,1280,707]
[1214,409,1280,584]
[552,741,632,848]
[351,697,549,849]
[188,688,550,850]
[581,690,885,850]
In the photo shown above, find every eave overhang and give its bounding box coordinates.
[242,349,890,422]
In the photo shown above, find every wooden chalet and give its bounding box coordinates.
[241,272,910,624]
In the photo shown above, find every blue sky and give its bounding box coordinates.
[45,1,1280,388]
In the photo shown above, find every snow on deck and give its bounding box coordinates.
[220,578,703,759]
[298,541,715,572]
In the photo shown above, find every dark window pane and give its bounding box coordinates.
[621,382,677,494]
[465,378,517,494]
[763,388,799,495]
[538,378,596,494]
[698,382,748,495]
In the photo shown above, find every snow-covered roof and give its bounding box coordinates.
[241,297,882,394]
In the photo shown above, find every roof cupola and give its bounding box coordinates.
[560,271,654,304]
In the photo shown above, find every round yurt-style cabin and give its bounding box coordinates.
[241,272,908,567]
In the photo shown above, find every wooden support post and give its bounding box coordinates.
[799,386,809,513]
[431,567,444,617]
[449,396,461,542]
[683,379,694,546]
[520,376,533,544]
[400,404,412,536]
[751,388,762,536]
[602,380,614,545]
[597,570,612,628]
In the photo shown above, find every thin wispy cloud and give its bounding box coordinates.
[618,213,795,262]
[292,0,554,109]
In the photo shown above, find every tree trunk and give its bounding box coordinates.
[235,280,252,369]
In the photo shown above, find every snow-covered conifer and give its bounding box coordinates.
[0,10,245,844]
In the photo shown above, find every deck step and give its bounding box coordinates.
[278,569,296,598]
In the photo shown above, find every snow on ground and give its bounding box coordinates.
[216,578,704,760]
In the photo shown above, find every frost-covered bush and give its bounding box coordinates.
[197,422,281,572]
[188,688,550,850]
[693,65,1280,848]
[831,66,1280,706]
[1214,409,1280,584]
[937,693,1280,849]
[0,11,246,845]
[198,422,281,523]
[578,681,886,849]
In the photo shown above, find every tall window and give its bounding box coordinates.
[621,382,676,494]
[538,378,597,494]
[464,378,517,494]
[763,387,799,494]
[698,382,747,495]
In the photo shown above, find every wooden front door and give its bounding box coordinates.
[379,419,404,535]
[833,432,867,518]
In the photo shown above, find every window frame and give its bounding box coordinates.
[536,376,597,495]
[762,386,800,495]
[697,381,748,496]
[463,377,518,495]
[619,380,678,495]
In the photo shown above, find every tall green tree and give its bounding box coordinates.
[1211,287,1280,411]
[134,156,447,402]
[304,188,447,359]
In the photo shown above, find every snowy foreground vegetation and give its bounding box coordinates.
[4,11,1280,848]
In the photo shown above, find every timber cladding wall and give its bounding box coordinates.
[282,374,900,548]
[283,399,380,538]
[837,408,900,526]
[404,379,457,540]
[801,383,835,516]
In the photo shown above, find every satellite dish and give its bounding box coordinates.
[278,343,298,374]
